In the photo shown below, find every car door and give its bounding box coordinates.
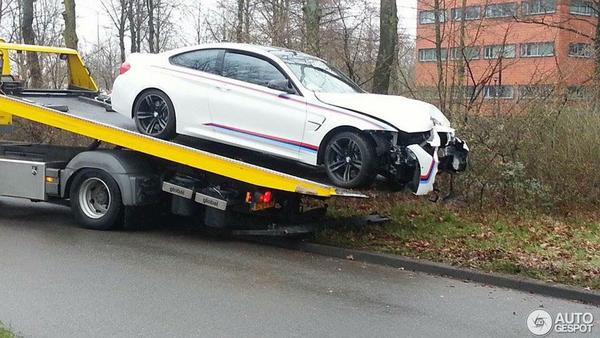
[208,50,308,161]
[166,48,223,138]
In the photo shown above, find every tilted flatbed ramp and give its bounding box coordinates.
[0,94,364,198]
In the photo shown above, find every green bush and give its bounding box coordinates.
[451,101,600,212]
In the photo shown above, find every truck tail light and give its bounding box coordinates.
[259,191,272,203]
[119,62,131,75]
[245,190,275,211]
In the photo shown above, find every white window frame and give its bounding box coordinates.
[451,6,482,20]
[484,44,517,59]
[519,85,554,98]
[568,43,593,57]
[485,3,518,18]
[520,42,555,57]
[569,0,598,16]
[419,48,448,62]
[449,47,481,60]
[484,85,515,99]
[522,0,556,15]
[419,10,448,24]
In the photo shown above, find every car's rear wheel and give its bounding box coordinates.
[134,89,176,140]
[323,131,377,189]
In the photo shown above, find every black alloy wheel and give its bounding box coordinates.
[323,131,376,189]
[134,90,176,140]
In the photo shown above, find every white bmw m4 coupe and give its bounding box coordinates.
[111,43,468,193]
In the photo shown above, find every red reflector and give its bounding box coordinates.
[119,62,131,75]
[260,191,272,203]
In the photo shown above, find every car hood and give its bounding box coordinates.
[315,93,438,133]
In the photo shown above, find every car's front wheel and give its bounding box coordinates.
[323,131,377,189]
[134,89,176,140]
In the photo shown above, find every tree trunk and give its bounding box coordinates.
[62,0,78,50]
[433,0,446,111]
[146,0,155,53]
[0,0,4,27]
[372,0,398,94]
[244,0,250,41]
[127,0,137,53]
[594,12,600,85]
[22,0,43,87]
[236,0,244,42]
[303,0,320,55]
[594,14,600,102]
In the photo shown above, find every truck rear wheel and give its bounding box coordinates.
[70,169,123,230]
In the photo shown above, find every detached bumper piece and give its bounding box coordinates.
[438,138,469,173]
[232,224,315,237]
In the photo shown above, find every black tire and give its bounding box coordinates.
[323,131,377,189]
[69,169,123,230]
[133,89,176,140]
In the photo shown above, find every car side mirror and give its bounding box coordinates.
[267,79,295,95]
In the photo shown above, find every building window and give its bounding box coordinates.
[519,85,554,98]
[522,0,556,15]
[451,6,481,20]
[485,3,518,18]
[568,43,594,57]
[449,47,481,60]
[418,48,447,62]
[484,85,514,99]
[419,10,448,24]
[484,44,517,59]
[567,86,591,99]
[521,42,555,57]
[569,0,598,16]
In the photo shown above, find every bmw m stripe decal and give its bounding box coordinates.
[206,123,319,153]
[420,160,436,183]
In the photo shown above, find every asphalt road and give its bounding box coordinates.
[0,197,597,338]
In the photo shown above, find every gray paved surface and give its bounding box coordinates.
[0,197,597,338]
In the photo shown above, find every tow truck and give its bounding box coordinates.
[0,41,364,236]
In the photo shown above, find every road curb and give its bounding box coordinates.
[260,240,600,306]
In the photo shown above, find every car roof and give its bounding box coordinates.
[163,43,322,62]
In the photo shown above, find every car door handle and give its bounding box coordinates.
[216,86,231,92]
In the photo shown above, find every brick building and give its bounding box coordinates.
[416,0,598,101]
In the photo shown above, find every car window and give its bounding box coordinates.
[170,49,220,74]
[222,52,287,87]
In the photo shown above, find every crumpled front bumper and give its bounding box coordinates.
[389,136,468,196]
[438,137,469,173]
[388,144,438,196]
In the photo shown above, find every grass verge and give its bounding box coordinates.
[0,322,17,338]
[315,193,599,290]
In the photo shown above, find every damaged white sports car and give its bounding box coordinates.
[111,43,468,194]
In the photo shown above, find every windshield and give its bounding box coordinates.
[272,51,363,94]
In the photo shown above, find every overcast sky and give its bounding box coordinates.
[76,0,417,49]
